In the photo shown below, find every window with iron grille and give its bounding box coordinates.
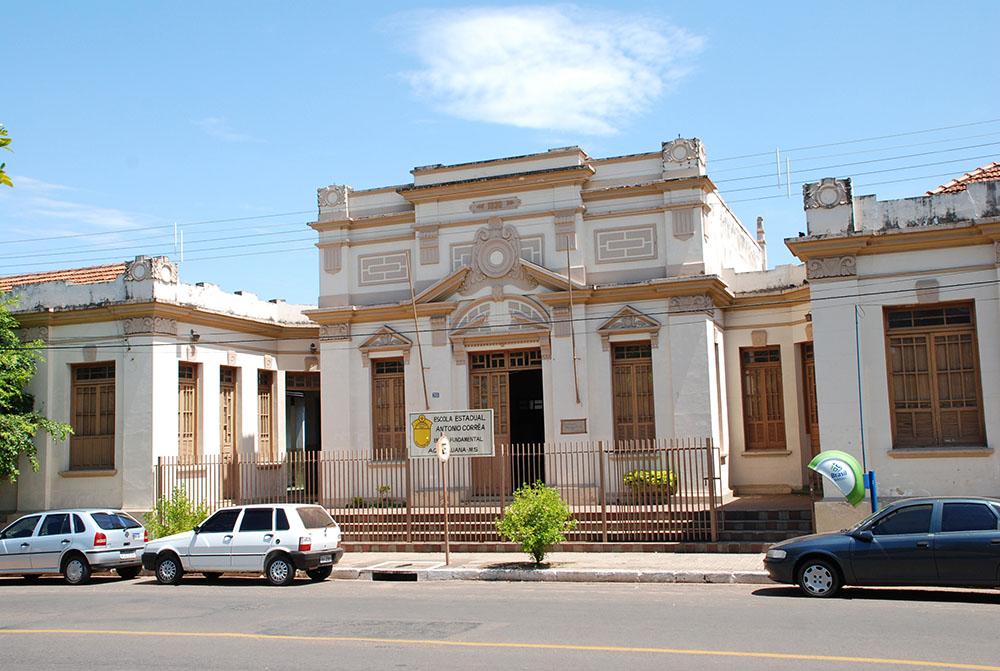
[372,358,405,461]
[178,363,199,461]
[885,302,984,448]
[740,346,785,450]
[70,362,116,470]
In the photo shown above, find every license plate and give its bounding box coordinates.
[319,554,332,564]
[120,551,136,560]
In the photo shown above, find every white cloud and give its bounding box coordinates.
[398,5,703,135]
[193,116,263,143]
[0,174,149,232]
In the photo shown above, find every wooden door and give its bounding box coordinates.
[741,347,786,450]
[219,366,238,500]
[470,369,509,496]
[611,343,655,447]
[178,363,198,462]
[801,344,820,455]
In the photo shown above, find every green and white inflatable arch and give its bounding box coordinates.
[807,450,865,506]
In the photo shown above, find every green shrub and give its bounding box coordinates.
[144,486,209,539]
[622,469,677,494]
[496,482,576,564]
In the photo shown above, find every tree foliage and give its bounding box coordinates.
[144,487,209,539]
[0,299,73,482]
[0,124,11,187]
[496,481,576,564]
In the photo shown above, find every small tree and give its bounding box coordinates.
[496,481,576,564]
[0,299,73,482]
[144,487,209,539]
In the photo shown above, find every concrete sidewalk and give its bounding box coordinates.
[330,551,773,585]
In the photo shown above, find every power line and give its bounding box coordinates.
[710,129,1000,175]
[7,274,1000,353]
[711,116,1000,163]
[713,140,1000,185]
[2,210,314,246]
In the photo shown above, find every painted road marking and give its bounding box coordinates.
[0,629,997,670]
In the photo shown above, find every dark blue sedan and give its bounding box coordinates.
[764,497,1000,597]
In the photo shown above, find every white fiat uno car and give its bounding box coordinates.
[0,509,146,584]
[142,504,344,586]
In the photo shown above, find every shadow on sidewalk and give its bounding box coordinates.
[752,585,1000,604]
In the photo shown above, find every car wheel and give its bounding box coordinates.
[797,558,841,598]
[265,556,296,587]
[306,566,333,582]
[155,555,184,585]
[63,555,92,585]
[116,566,142,580]
[202,572,223,582]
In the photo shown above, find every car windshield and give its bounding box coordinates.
[845,509,881,532]
[296,507,336,529]
[91,512,142,530]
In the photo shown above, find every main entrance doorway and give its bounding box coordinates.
[469,349,545,496]
[285,371,321,501]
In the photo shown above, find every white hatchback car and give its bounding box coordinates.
[0,509,146,584]
[142,504,344,586]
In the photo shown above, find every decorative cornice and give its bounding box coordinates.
[14,302,317,340]
[805,255,858,280]
[581,175,716,203]
[319,323,351,341]
[667,294,715,315]
[398,165,595,204]
[122,316,178,337]
[19,326,49,343]
[785,217,1000,261]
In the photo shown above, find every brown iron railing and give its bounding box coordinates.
[154,438,721,544]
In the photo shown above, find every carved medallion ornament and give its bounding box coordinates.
[662,138,705,170]
[459,217,538,298]
[124,256,178,284]
[317,184,352,219]
[805,255,857,280]
[803,178,852,210]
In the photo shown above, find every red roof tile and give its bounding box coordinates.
[0,262,127,293]
[927,161,1000,195]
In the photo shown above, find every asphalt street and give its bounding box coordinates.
[1,575,998,671]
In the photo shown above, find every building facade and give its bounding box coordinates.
[6,140,997,534]
[787,170,1000,530]
[0,256,319,514]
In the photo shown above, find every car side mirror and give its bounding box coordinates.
[193,525,201,534]
[851,529,874,543]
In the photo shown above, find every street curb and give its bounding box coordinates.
[332,567,773,585]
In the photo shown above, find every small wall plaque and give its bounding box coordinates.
[560,418,588,435]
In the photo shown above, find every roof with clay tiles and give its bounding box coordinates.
[0,262,127,293]
[927,161,1000,195]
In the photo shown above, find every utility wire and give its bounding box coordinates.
[7,274,1000,353]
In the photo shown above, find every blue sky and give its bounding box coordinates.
[2,1,998,304]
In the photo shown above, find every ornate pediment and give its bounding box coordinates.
[458,217,538,298]
[359,326,412,366]
[596,305,660,351]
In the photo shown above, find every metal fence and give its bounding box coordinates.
[155,438,721,544]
